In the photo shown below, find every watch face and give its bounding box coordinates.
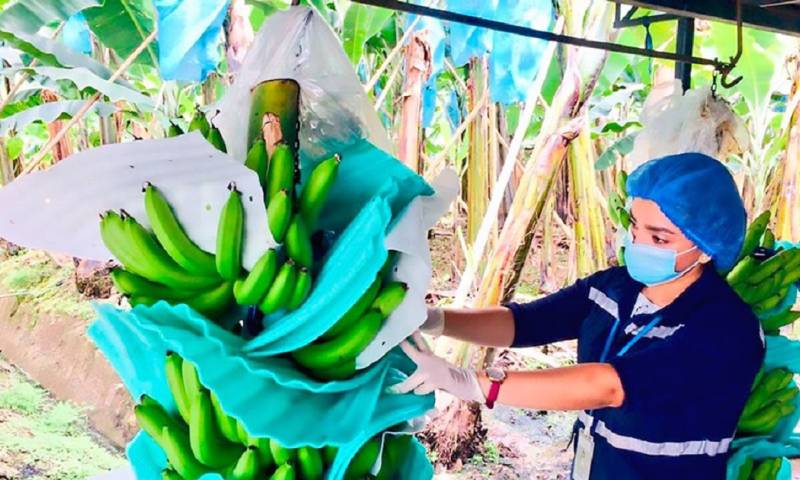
[486,367,506,382]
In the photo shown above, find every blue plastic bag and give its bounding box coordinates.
[155,0,229,81]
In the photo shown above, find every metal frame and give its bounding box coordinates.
[352,0,742,88]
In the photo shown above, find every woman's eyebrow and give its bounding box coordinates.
[644,224,676,235]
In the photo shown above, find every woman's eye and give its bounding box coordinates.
[653,236,666,245]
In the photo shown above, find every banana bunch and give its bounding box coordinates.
[136,352,338,479]
[737,367,798,436]
[735,456,785,480]
[102,182,249,321]
[185,108,227,153]
[607,170,630,230]
[343,433,412,480]
[235,79,341,319]
[291,252,407,381]
[607,170,629,265]
[725,211,800,333]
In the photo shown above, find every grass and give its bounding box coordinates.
[0,360,124,479]
[0,249,96,323]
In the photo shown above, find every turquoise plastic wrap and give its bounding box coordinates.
[90,301,434,479]
[727,436,796,480]
[761,336,800,441]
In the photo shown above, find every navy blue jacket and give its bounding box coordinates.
[507,266,764,479]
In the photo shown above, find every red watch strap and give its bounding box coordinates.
[486,380,501,409]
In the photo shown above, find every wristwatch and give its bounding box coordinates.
[484,367,507,409]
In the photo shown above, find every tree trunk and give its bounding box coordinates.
[466,56,490,245]
[40,89,73,162]
[397,30,431,173]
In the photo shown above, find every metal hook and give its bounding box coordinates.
[717,0,744,89]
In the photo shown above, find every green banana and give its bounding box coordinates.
[726,256,758,286]
[110,268,191,301]
[736,458,753,480]
[161,425,210,480]
[344,439,379,480]
[266,143,296,202]
[134,402,186,447]
[287,267,312,310]
[182,360,202,399]
[762,309,800,332]
[260,260,298,315]
[207,127,227,153]
[616,170,628,198]
[210,390,240,444]
[754,286,790,313]
[743,369,792,417]
[740,275,781,305]
[768,384,800,406]
[216,186,245,281]
[292,310,382,370]
[297,446,324,480]
[248,79,300,152]
[230,447,261,480]
[285,215,313,268]
[267,189,293,243]
[185,280,234,319]
[99,211,142,272]
[322,277,382,340]
[144,183,217,276]
[374,435,411,480]
[379,251,399,280]
[617,208,631,230]
[165,352,192,423]
[371,282,408,318]
[739,211,771,261]
[233,249,279,306]
[312,358,357,381]
[322,446,338,465]
[161,468,183,480]
[749,249,794,285]
[752,458,781,480]
[762,229,776,250]
[250,437,275,469]
[269,439,296,465]
[739,401,787,434]
[188,110,210,137]
[245,139,269,189]
[299,154,340,230]
[189,389,243,468]
[270,463,297,480]
[121,212,218,290]
[167,122,184,138]
[607,192,621,225]
[237,419,250,445]
[139,394,160,408]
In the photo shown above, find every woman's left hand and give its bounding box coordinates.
[391,339,485,403]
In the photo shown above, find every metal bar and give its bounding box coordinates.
[618,0,800,37]
[674,17,694,91]
[615,13,680,28]
[350,0,726,69]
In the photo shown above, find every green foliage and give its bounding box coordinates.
[341,3,394,64]
[84,0,159,66]
[0,378,45,413]
[0,0,100,35]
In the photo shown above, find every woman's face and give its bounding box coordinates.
[629,198,708,271]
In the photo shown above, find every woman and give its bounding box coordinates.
[393,153,765,479]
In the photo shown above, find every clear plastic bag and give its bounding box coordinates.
[213,6,392,165]
[628,79,749,169]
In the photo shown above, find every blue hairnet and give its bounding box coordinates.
[627,152,746,271]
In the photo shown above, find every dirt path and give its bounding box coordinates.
[0,355,125,480]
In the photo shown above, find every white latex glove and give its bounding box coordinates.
[420,306,445,336]
[391,340,485,403]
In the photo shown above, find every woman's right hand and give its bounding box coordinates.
[420,306,445,336]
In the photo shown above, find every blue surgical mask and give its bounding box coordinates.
[623,232,699,286]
